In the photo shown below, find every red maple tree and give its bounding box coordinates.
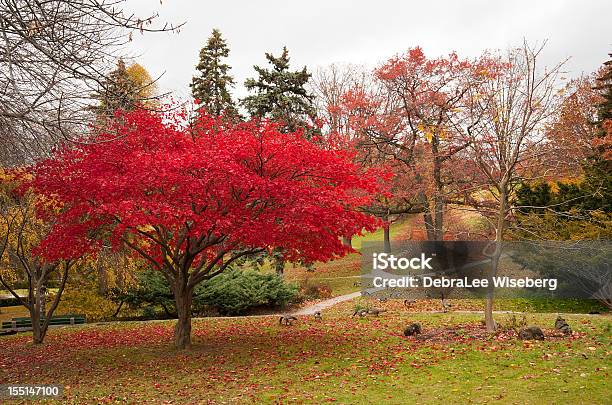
[374,47,503,240]
[30,107,382,348]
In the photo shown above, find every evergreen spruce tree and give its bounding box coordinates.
[594,53,612,129]
[90,59,140,119]
[242,47,318,275]
[582,53,612,212]
[242,47,316,135]
[190,29,237,117]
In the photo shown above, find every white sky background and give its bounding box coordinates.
[123,0,612,100]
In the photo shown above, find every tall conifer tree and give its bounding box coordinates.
[190,29,237,116]
[90,59,139,119]
[242,47,316,135]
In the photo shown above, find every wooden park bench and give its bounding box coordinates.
[1,314,86,332]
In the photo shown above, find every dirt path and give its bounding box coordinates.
[291,291,362,315]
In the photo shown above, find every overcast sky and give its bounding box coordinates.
[123,0,612,100]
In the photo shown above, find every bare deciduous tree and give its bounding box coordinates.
[310,63,368,142]
[0,0,181,166]
[463,42,566,331]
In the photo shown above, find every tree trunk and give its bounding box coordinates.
[39,286,46,319]
[274,256,285,276]
[39,263,70,344]
[484,243,501,332]
[423,212,435,240]
[485,187,507,332]
[1,259,69,345]
[112,300,124,318]
[97,258,108,295]
[382,210,392,253]
[418,192,436,240]
[432,145,444,241]
[31,305,43,344]
[342,236,352,248]
[173,285,193,349]
[383,226,391,253]
[30,280,45,344]
[433,195,444,240]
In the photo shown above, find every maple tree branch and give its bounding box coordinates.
[41,259,72,334]
[0,269,29,309]
[191,248,265,288]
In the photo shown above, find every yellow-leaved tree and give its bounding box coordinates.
[0,169,81,343]
[126,62,159,108]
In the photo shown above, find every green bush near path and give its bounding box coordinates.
[195,269,299,315]
[110,268,300,318]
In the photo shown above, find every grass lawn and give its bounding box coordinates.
[0,214,608,403]
[1,303,609,404]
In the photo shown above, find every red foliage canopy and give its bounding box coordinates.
[30,108,382,268]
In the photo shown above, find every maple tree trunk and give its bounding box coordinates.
[31,267,68,344]
[31,305,43,344]
[383,226,391,253]
[97,259,109,295]
[433,195,444,241]
[112,301,124,318]
[274,256,285,276]
[28,279,44,344]
[173,284,193,350]
[342,236,352,248]
[485,245,502,332]
[485,243,502,332]
[423,211,435,240]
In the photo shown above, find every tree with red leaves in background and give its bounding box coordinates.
[374,47,502,240]
[544,73,602,175]
[30,106,382,349]
[336,84,423,251]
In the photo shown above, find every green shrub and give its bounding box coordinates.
[111,268,299,317]
[0,296,22,307]
[111,270,175,317]
[195,269,299,315]
[142,306,158,319]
